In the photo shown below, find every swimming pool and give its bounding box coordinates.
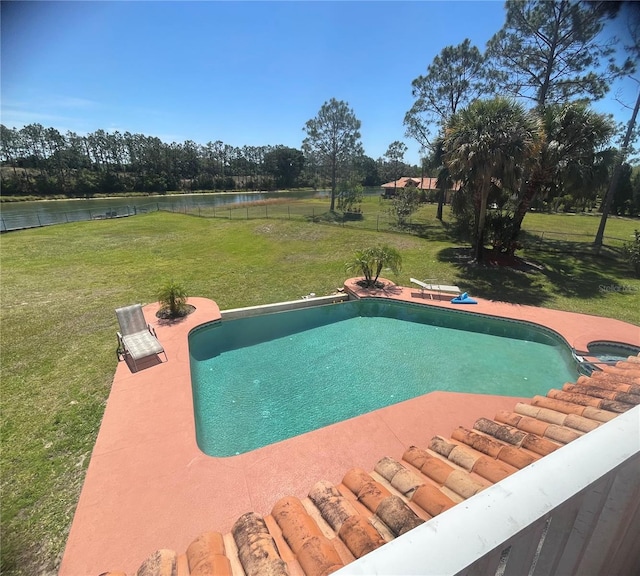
[189,299,578,456]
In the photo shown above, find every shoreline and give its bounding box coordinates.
[0,188,325,204]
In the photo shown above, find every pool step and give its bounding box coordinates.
[107,356,640,576]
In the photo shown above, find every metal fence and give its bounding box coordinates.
[0,202,162,232]
[160,202,630,250]
[160,201,447,235]
[521,229,631,251]
[2,199,629,253]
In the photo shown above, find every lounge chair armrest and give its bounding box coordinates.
[147,324,158,337]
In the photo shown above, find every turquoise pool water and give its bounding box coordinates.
[189,300,577,456]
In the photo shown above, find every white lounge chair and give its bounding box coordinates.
[410,278,461,300]
[116,304,167,370]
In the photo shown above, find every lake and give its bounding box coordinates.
[0,189,382,231]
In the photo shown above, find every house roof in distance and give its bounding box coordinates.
[380,177,460,190]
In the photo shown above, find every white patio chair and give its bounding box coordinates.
[115,304,167,370]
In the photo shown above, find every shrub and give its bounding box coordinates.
[485,211,520,254]
[157,280,189,317]
[337,180,364,213]
[622,230,640,278]
[345,245,402,288]
[390,187,420,226]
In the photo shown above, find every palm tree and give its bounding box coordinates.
[508,102,615,251]
[443,98,539,262]
[157,280,188,317]
[345,245,402,288]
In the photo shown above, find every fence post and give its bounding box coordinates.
[247,207,249,219]
[288,206,290,220]
[37,214,42,227]
[1,216,6,231]
[229,208,231,219]
[266,205,268,219]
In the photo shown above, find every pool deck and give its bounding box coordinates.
[59,281,640,576]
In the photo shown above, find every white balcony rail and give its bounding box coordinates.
[337,405,640,576]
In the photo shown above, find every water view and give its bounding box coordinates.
[0,189,383,231]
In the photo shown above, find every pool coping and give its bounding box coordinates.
[59,282,640,575]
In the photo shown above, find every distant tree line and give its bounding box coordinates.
[0,123,421,199]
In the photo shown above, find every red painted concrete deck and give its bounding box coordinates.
[60,285,639,576]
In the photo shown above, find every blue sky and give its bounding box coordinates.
[1,1,637,165]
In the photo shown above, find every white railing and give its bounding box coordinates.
[337,405,640,576]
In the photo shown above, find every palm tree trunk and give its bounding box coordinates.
[475,184,489,262]
[507,163,551,254]
[594,89,640,252]
[436,187,445,220]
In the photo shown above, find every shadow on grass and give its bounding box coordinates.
[437,247,552,306]
[437,244,635,306]
[531,249,636,299]
[396,222,453,243]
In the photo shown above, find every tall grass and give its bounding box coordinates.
[1,207,638,575]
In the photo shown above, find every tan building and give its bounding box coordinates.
[381,177,460,201]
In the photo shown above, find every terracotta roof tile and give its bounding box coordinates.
[373,456,423,497]
[561,412,600,433]
[308,481,357,533]
[473,417,528,445]
[520,432,561,456]
[134,550,177,576]
[337,514,385,558]
[589,370,640,391]
[547,388,635,413]
[496,410,550,436]
[577,374,632,394]
[451,426,539,468]
[514,402,567,426]
[402,445,431,469]
[231,512,289,576]
[429,436,457,459]
[185,532,231,576]
[107,354,640,576]
[410,481,456,517]
[613,360,640,374]
[418,453,457,485]
[600,365,640,383]
[446,444,481,471]
[531,394,586,416]
[342,468,392,512]
[375,495,424,536]
[471,455,517,483]
[563,382,640,405]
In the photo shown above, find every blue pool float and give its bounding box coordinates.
[451,292,478,304]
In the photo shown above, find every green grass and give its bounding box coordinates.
[1,205,639,575]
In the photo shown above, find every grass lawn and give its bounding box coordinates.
[1,204,639,575]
